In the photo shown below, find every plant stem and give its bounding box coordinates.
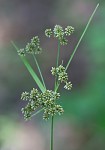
[31,108,44,118]
[33,54,46,89]
[55,82,60,92]
[51,116,54,150]
[54,41,60,90]
[56,40,60,67]
[65,3,99,71]
[51,41,60,150]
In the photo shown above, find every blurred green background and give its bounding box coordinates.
[0,0,105,150]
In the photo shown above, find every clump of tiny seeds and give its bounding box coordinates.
[21,88,63,120]
[18,36,42,56]
[19,25,74,121]
[45,25,74,45]
[51,64,72,90]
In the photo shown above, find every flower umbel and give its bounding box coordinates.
[45,25,74,45]
[21,89,63,120]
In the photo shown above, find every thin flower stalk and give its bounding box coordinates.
[32,54,46,89]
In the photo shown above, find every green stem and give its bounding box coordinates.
[31,108,44,118]
[51,41,60,150]
[65,3,99,71]
[51,116,54,150]
[55,82,60,92]
[54,41,60,90]
[56,40,60,67]
[33,54,46,89]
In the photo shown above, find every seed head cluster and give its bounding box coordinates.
[17,48,25,56]
[65,26,74,36]
[21,88,64,120]
[18,36,42,56]
[64,82,72,90]
[51,65,72,90]
[45,25,74,45]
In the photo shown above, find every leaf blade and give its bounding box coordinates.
[11,41,45,92]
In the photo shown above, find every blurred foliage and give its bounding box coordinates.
[0,116,16,149]
[0,0,105,149]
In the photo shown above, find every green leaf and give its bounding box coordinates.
[11,41,46,92]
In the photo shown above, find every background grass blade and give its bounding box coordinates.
[11,41,45,92]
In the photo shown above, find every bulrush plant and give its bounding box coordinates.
[11,4,99,150]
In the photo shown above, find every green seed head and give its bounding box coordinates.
[59,36,68,45]
[25,43,35,54]
[31,36,40,46]
[53,25,64,38]
[51,67,57,76]
[58,72,68,83]
[65,26,74,36]
[18,48,25,56]
[45,29,53,37]
[21,92,29,101]
[64,82,72,90]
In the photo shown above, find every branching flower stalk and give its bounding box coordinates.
[11,3,99,150]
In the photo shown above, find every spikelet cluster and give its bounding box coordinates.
[45,25,74,45]
[21,88,64,120]
[18,36,42,56]
[51,64,72,90]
